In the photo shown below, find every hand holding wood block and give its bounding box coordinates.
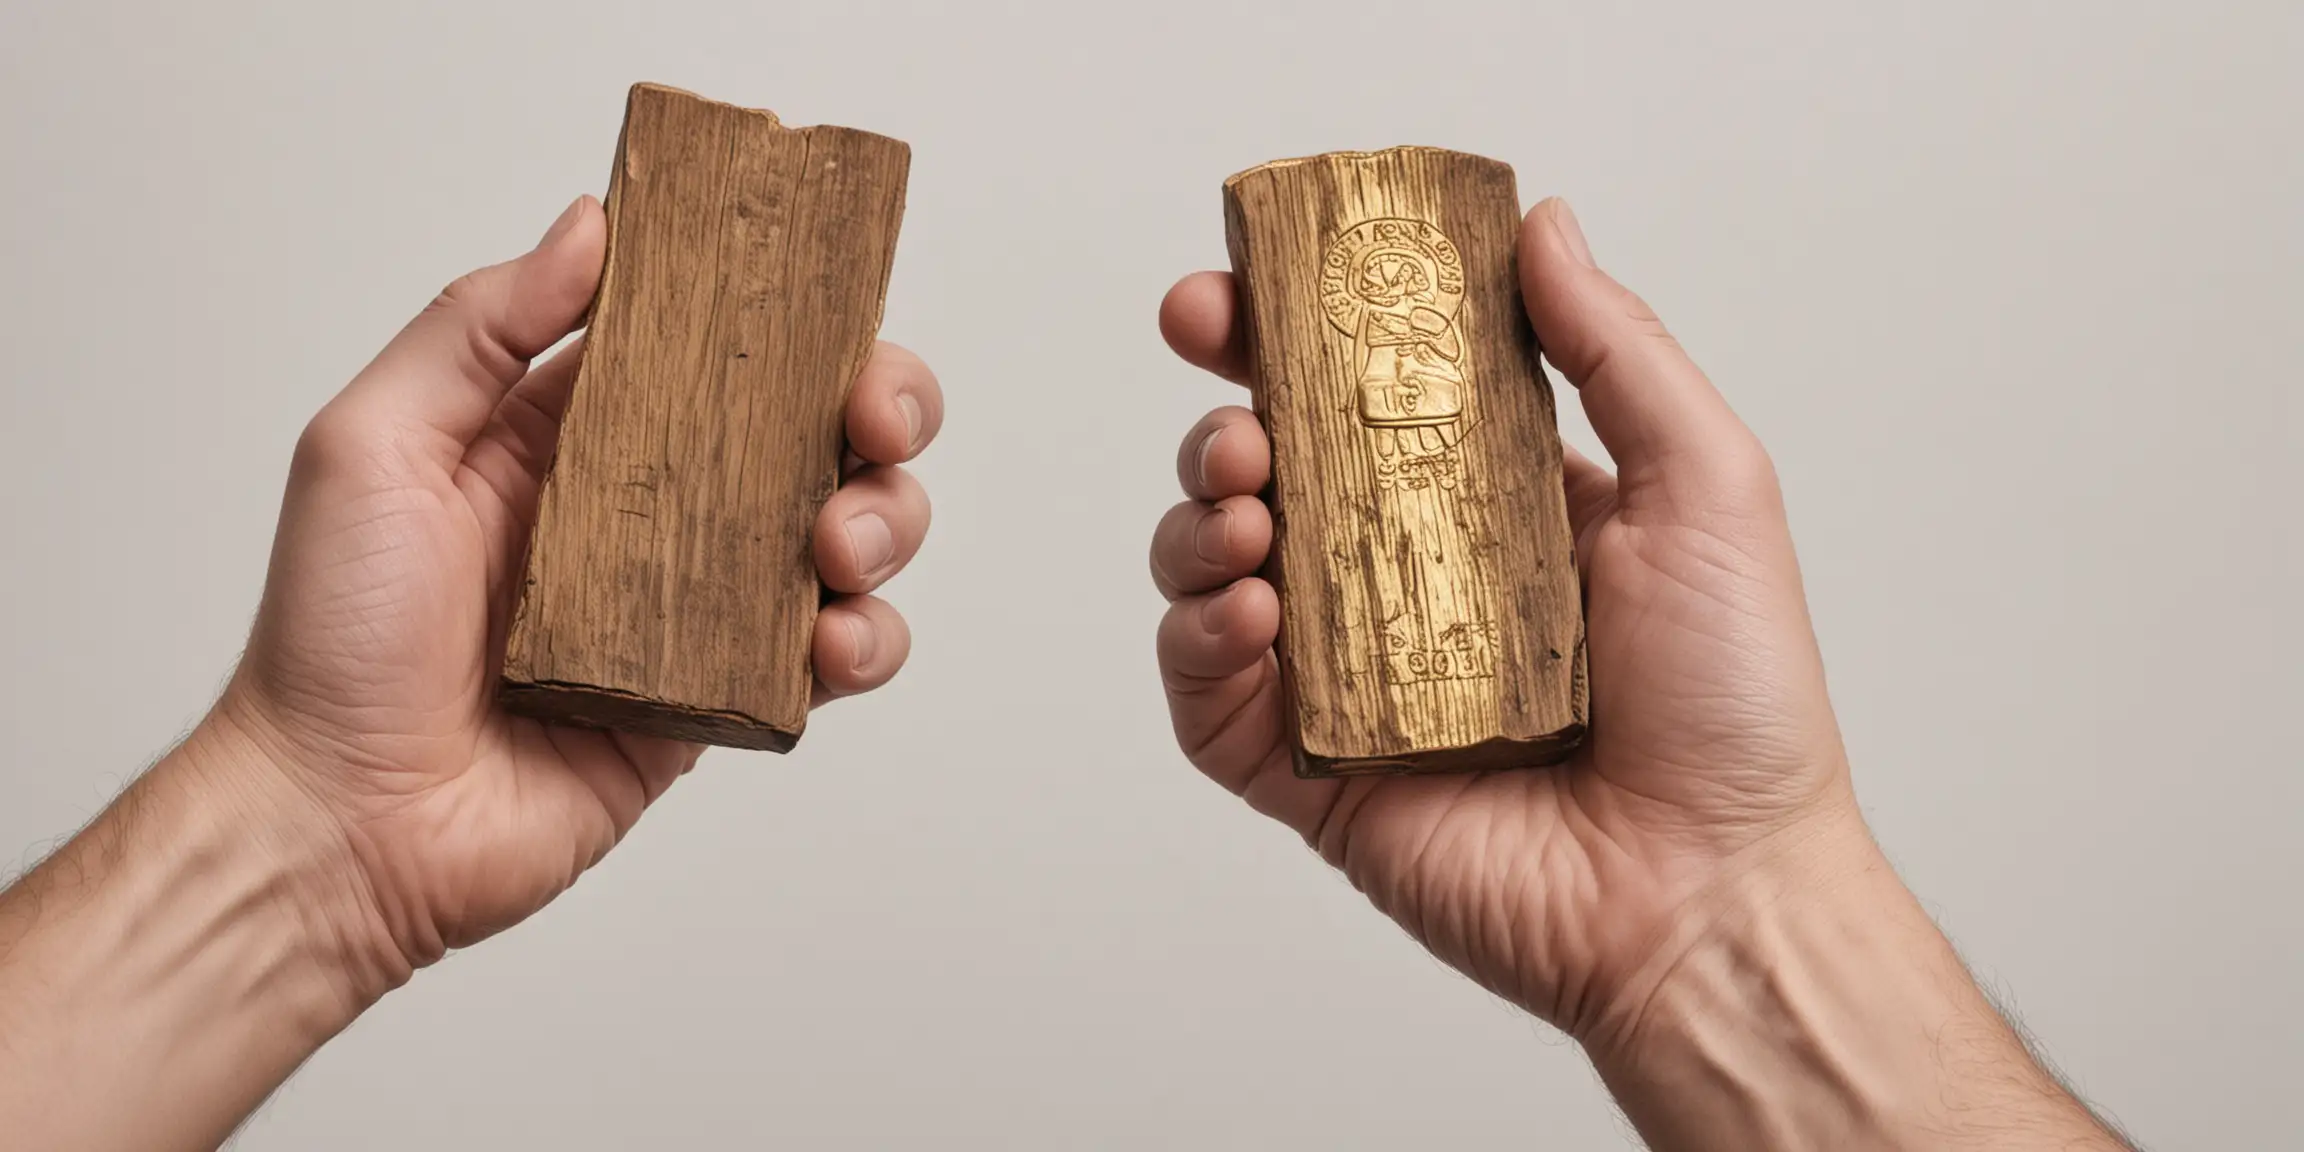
[501,84,910,751]
[1223,147,1586,777]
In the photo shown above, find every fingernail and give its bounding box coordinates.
[1193,427,1224,490]
[538,196,586,249]
[896,393,924,453]
[1198,584,1237,632]
[1552,198,1595,269]
[1193,506,1233,564]
[844,614,877,674]
[844,512,895,578]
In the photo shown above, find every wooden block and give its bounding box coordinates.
[1223,147,1586,777]
[500,83,910,751]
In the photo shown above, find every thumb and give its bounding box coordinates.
[1518,198,1765,495]
[332,195,606,463]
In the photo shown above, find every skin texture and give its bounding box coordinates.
[1152,199,2136,1150]
[0,197,942,1150]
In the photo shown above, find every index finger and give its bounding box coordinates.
[1158,271,1251,386]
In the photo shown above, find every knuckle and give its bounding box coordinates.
[1722,437,1781,492]
[290,405,371,476]
[424,272,485,321]
[423,268,524,385]
[1615,287,1687,358]
[1619,286,1663,328]
[1698,436,1785,516]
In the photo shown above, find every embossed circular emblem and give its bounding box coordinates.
[1318,217,1466,338]
[1319,215,1476,463]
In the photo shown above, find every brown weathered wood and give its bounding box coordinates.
[1224,147,1586,777]
[500,83,909,751]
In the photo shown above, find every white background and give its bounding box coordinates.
[1,1,2295,1147]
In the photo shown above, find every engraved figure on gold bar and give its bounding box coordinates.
[1321,217,1471,490]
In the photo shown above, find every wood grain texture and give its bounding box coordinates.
[500,83,909,751]
[1224,147,1586,777]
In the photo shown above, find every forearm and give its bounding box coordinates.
[0,710,394,1152]
[1591,831,2131,1152]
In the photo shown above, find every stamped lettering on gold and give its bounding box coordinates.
[1380,613,1499,684]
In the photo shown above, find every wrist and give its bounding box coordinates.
[0,709,402,1150]
[172,693,413,1006]
[1582,805,1885,1067]
[1584,813,2122,1151]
